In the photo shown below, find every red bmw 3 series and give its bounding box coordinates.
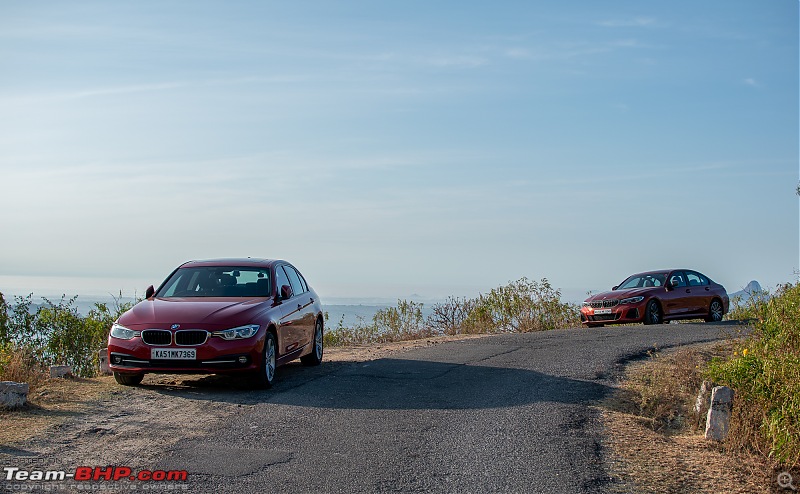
[581,269,729,327]
[107,258,324,388]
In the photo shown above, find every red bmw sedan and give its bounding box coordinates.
[107,258,324,388]
[580,269,729,327]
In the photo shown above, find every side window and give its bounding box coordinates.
[669,271,687,288]
[687,271,709,286]
[275,266,291,296]
[297,271,309,293]
[284,265,306,296]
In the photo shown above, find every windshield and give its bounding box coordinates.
[157,266,271,298]
[618,273,666,290]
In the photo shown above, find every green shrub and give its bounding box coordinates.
[0,291,134,379]
[324,278,580,346]
[461,278,580,334]
[707,282,800,468]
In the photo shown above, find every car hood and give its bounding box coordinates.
[584,287,655,302]
[118,297,272,328]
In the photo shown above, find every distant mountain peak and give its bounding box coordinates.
[730,280,768,304]
[743,280,763,294]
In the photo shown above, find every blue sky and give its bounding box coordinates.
[0,1,797,302]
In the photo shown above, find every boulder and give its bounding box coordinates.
[49,365,73,378]
[0,381,29,408]
[98,348,111,375]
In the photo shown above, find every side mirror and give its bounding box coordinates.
[665,282,674,291]
[612,285,619,291]
[145,285,155,299]
[280,284,293,300]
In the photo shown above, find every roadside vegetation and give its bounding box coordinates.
[708,282,800,469]
[323,277,581,346]
[0,292,133,383]
[606,281,800,491]
[604,343,773,493]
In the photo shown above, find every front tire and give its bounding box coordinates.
[705,299,724,322]
[253,332,277,389]
[643,300,662,325]
[113,372,144,386]
[301,319,324,366]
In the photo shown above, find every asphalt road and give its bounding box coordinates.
[151,322,743,493]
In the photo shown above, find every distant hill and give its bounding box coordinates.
[729,280,769,304]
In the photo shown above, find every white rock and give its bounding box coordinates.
[694,380,713,415]
[704,386,734,441]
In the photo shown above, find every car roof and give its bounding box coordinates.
[630,269,698,277]
[180,258,282,268]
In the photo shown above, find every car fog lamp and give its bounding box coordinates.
[238,356,248,364]
[112,355,122,364]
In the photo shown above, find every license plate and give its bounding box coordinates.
[151,348,196,360]
[594,308,613,315]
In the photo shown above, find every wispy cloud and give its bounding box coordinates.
[423,55,488,68]
[502,38,644,62]
[597,17,657,28]
[743,78,759,87]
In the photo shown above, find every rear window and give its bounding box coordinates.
[157,267,271,298]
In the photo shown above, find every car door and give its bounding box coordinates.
[685,271,712,315]
[662,271,693,316]
[283,264,315,352]
[274,265,304,356]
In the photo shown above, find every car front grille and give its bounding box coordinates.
[590,313,621,322]
[175,330,208,346]
[590,299,619,309]
[141,329,172,346]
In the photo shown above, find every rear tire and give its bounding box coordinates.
[113,372,144,386]
[643,300,661,325]
[705,299,724,322]
[301,319,324,366]
[253,332,277,389]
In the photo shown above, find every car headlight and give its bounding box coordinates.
[582,301,592,307]
[213,324,260,340]
[110,323,139,340]
[620,296,644,305]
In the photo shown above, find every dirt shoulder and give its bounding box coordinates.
[601,341,776,493]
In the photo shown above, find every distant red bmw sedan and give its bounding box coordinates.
[107,258,324,388]
[580,269,729,327]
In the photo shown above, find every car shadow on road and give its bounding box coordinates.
[145,357,618,410]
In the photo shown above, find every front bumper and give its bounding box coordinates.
[580,303,645,325]
[107,332,264,375]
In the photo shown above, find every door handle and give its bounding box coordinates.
[685,289,691,293]
[298,304,303,311]
[705,287,710,291]
[310,298,314,303]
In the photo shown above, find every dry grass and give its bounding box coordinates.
[0,375,117,445]
[602,342,786,493]
[0,347,49,389]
